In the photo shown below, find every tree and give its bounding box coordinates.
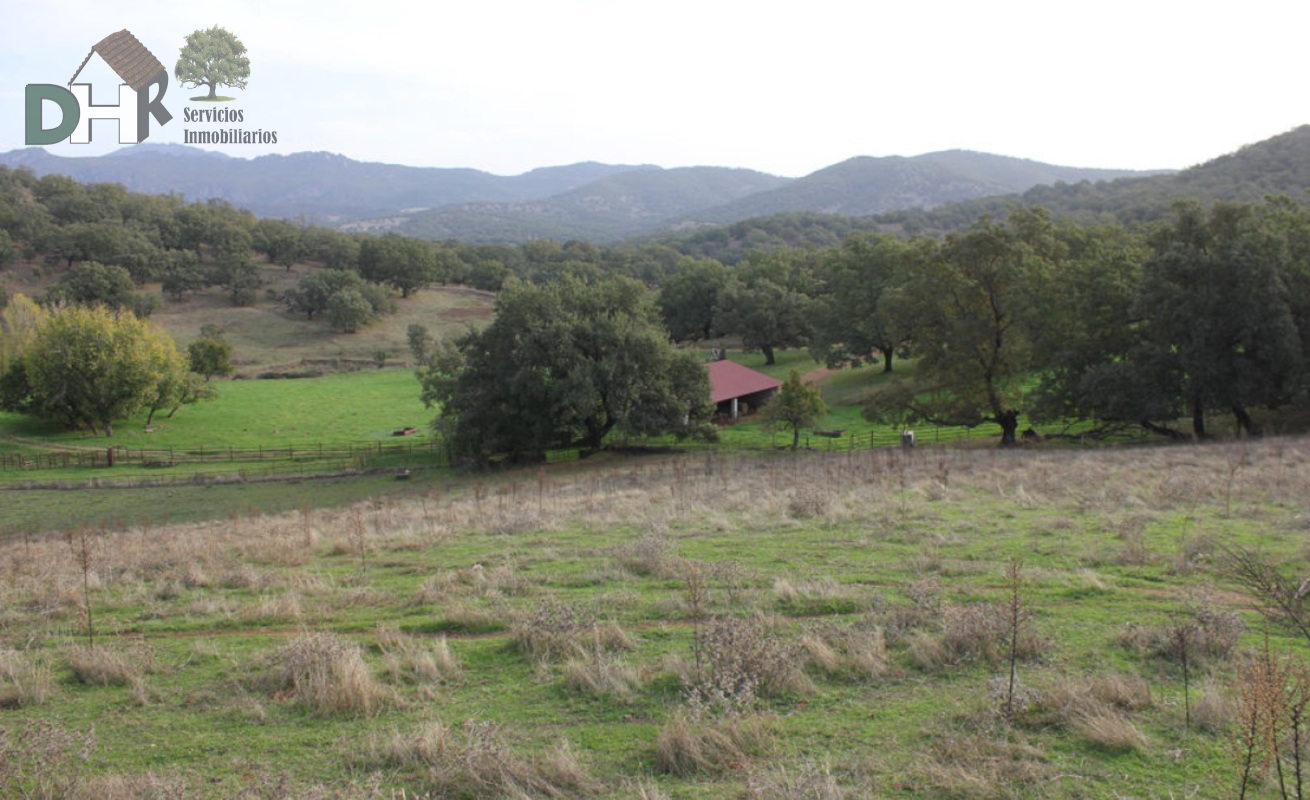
[657,257,728,342]
[809,233,915,372]
[326,288,374,334]
[11,305,178,436]
[761,370,827,450]
[358,234,438,298]
[254,219,304,271]
[714,249,815,365]
[44,261,137,311]
[873,209,1062,446]
[187,334,234,381]
[419,276,715,464]
[174,26,251,100]
[1130,201,1301,437]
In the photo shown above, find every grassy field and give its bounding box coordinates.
[2,438,1308,797]
[6,258,496,377]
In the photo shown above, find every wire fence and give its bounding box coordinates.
[0,419,1121,484]
[0,438,443,473]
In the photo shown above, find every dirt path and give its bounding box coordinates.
[800,367,837,386]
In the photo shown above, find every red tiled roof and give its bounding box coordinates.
[69,30,165,92]
[706,360,782,404]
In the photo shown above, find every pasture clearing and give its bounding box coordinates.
[2,438,1307,797]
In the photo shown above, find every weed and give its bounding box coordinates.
[0,719,95,799]
[686,615,810,716]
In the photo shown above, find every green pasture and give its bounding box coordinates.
[0,368,433,451]
[1,441,1305,797]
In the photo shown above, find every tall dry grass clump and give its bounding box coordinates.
[66,641,153,687]
[377,627,462,686]
[745,760,846,799]
[367,721,599,799]
[277,632,388,716]
[562,650,643,700]
[655,710,772,776]
[509,601,633,664]
[800,622,887,682]
[0,647,55,707]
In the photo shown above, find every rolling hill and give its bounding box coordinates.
[0,145,656,223]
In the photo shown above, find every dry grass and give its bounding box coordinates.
[654,710,772,776]
[0,647,55,707]
[276,632,389,716]
[66,642,152,687]
[916,731,1051,798]
[562,651,643,700]
[1071,708,1149,752]
[366,721,599,799]
[745,760,846,799]
[377,627,461,685]
[509,601,634,664]
[801,622,887,682]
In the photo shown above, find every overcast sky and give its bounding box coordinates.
[1,0,1305,177]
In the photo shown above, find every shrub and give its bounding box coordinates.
[686,616,811,715]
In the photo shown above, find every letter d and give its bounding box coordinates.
[25,85,79,145]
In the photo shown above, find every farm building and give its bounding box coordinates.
[705,359,781,420]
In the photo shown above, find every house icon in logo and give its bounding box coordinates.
[25,29,172,145]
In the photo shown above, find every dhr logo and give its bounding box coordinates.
[25,29,172,145]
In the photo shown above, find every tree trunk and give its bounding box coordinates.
[206,82,217,99]
[882,349,894,373]
[1192,401,1207,439]
[996,410,1019,447]
[791,424,800,450]
[146,406,158,427]
[1233,405,1258,437]
[762,345,776,366]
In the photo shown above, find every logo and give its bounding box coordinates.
[25,29,172,145]
[174,26,250,102]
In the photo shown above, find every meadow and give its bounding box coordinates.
[3,437,1308,798]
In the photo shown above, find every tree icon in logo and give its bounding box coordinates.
[174,26,250,102]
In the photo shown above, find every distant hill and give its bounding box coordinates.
[0,146,656,223]
[684,151,1165,223]
[872,125,1310,234]
[648,126,1310,260]
[398,167,791,243]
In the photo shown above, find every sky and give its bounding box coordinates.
[1,0,1305,178]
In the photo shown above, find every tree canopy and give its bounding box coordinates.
[2,304,183,436]
[419,276,714,464]
[761,370,827,450]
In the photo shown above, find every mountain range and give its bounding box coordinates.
[0,143,1166,243]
